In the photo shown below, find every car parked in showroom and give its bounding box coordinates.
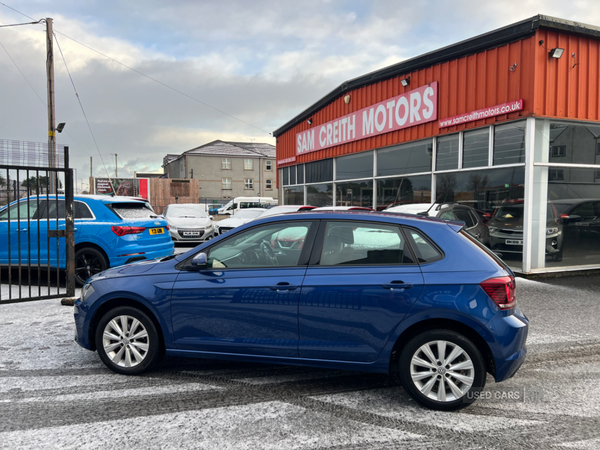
[215,208,267,234]
[73,210,528,411]
[386,203,491,246]
[487,199,563,261]
[0,195,174,286]
[162,203,216,244]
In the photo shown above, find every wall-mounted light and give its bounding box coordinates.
[400,76,410,87]
[56,122,66,133]
[307,118,312,125]
[509,63,517,72]
[343,94,351,104]
[549,48,564,59]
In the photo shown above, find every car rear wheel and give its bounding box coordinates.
[75,247,108,286]
[95,306,161,375]
[399,329,486,411]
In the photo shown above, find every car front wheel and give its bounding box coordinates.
[399,329,486,411]
[95,306,161,375]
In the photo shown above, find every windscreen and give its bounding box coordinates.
[109,202,156,220]
[232,209,266,219]
[166,205,208,218]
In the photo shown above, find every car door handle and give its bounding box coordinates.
[269,282,298,291]
[383,281,413,290]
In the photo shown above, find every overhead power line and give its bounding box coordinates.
[0,1,272,136]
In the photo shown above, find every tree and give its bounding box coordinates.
[0,173,5,188]
[21,176,62,194]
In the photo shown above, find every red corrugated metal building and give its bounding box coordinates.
[273,15,600,274]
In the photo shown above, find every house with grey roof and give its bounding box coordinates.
[162,140,277,201]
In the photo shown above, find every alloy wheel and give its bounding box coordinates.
[102,315,150,368]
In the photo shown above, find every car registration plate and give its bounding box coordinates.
[149,228,164,235]
[505,239,523,245]
[183,231,200,236]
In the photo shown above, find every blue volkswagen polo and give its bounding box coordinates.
[73,210,528,410]
[0,195,174,286]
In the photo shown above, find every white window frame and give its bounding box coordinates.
[265,160,273,171]
[266,179,273,190]
[244,178,254,189]
[222,158,231,170]
[244,159,253,170]
[222,177,232,189]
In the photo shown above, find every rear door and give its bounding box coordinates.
[298,220,424,362]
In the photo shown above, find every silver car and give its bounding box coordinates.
[163,204,216,243]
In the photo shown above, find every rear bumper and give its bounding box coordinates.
[488,308,529,382]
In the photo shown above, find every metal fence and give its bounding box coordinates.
[1,140,75,303]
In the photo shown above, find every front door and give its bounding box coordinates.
[171,220,317,357]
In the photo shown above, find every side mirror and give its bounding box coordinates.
[190,252,208,270]
[209,216,214,220]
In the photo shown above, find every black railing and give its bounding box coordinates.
[1,145,75,304]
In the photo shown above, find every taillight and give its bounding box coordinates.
[111,226,146,236]
[481,276,516,309]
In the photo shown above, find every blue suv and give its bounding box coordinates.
[0,195,174,286]
[73,210,528,410]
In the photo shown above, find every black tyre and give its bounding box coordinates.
[399,329,486,411]
[95,306,162,375]
[75,247,108,286]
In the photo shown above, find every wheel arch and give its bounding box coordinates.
[88,297,166,355]
[388,318,496,381]
[75,242,109,263]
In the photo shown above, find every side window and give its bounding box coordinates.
[405,228,443,263]
[571,203,595,217]
[438,211,454,220]
[319,221,414,266]
[453,209,476,228]
[0,200,39,220]
[74,201,94,219]
[206,221,313,269]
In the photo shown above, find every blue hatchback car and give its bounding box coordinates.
[0,195,174,286]
[74,210,528,410]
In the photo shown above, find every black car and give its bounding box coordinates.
[385,203,491,246]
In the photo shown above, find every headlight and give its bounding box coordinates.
[81,283,95,302]
[489,227,499,233]
[547,227,559,235]
[170,225,177,230]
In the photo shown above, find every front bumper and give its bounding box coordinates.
[169,227,216,242]
[490,232,561,255]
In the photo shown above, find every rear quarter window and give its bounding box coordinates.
[458,230,510,271]
[404,228,443,263]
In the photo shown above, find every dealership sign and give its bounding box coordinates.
[296,82,438,156]
[439,99,524,128]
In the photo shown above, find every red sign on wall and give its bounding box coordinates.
[295,82,438,156]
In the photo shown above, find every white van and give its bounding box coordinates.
[217,197,278,215]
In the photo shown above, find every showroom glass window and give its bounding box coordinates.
[336,180,373,207]
[376,175,431,209]
[306,183,333,207]
[436,135,459,171]
[546,167,600,268]
[289,166,297,185]
[377,140,432,176]
[284,186,304,205]
[336,151,373,180]
[282,167,289,186]
[297,164,305,184]
[463,128,489,168]
[494,122,525,165]
[206,221,313,269]
[305,159,333,183]
[549,123,600,164]
[434,167,523,213]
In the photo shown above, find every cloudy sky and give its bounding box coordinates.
[2,1,600,188]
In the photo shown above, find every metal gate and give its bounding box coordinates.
[0,140,75,304]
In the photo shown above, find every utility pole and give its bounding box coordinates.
[114,154,118,177]
[46,18,56,194]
